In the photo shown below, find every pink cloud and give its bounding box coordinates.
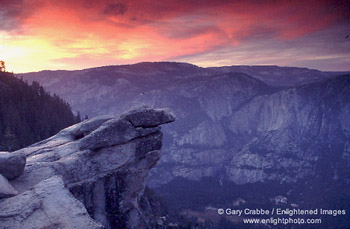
[1,0,349,72]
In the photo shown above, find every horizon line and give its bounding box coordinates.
[13,61,350,74]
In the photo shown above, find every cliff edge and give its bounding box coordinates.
[0,107,175,229]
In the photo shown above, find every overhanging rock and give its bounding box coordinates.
[0,107,175,229]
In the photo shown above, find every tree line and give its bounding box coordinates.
[0,71,80,151]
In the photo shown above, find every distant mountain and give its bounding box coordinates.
[18,62,346,117]
[209,65,348,87]
[18,62,350,227]
[0,71,78,151]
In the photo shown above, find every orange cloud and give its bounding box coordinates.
[0,0,349,72]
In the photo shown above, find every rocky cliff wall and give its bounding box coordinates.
[153,75,350,186]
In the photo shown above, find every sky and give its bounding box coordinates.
[0,0,349,73]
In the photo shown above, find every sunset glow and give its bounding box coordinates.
[1,0,349,73]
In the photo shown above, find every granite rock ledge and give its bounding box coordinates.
[0,107,175,229]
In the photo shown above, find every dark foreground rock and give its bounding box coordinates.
[0,107,175,229]
[0,151,26,180]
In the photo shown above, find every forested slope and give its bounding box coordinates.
[0,71,79,151]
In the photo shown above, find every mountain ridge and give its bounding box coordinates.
[18,61,349,87]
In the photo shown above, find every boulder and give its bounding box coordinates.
[62,115,113,139]
[0,151,26,180]
[121,107,176,127]
[0,174,18,198]
[78,119,139,151]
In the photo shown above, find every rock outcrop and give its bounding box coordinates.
[0,107,175,229]
[0,151,25,199]
[0,176,103,229]
[0,151,26,180]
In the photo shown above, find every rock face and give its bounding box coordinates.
[0,151,26,180]
[0,107,175,229]
[0,151,25,199]
[0,174,18,198]
[0,176,103,229]
[121,107,176,127]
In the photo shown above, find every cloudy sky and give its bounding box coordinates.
[0,0,349,73]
